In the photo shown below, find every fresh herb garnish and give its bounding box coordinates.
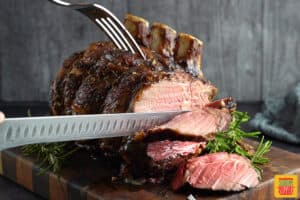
[22,142,78,174]
[251,136,272,172]
[22,110,78,174]
[206,110,271,175]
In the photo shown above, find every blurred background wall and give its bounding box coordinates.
[0,0,299,103]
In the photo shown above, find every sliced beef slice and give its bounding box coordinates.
[148,107,231,140]
[172,152,259,191]
[147,140,206,170]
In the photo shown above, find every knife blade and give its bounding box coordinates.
[0,111,186,151]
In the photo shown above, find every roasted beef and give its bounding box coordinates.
[50,43,216,115]
[50,14,217,162]
[51,14,212,115]
[172,152,259,191]
[118,140,206,182]
[122,104,232,181]
[147,140,206,170]
[147,107,231,140]
[49,14,251,192]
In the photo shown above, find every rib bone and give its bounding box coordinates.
[123,15,204,77]
[174,33,203,74]
[149,22,177,57]
[124,14,150,47]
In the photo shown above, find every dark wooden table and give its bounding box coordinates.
[0,102,299,200]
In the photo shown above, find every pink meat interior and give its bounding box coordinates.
[147,140,205,162]
[150,107,231,138]
[172,152,259,191]
[133,79,216,112]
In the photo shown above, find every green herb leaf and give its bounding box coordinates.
[206,110,272,176]
[22,142,78,174]
[22,110,78,175]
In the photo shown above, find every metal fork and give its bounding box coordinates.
[48,0,146,60]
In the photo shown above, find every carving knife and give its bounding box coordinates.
[0,111,186,151]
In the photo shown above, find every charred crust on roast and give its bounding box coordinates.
[51,52,84,115]
[205,97,236,111]
[138,130,207,143]
[71,75,110,114]
[143,129,216,142]
[102,67,149,113]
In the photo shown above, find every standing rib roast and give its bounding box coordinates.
[50,14,258,192]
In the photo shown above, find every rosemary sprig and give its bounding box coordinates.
[22,142,78,174]
[251,136,272,172]
[206,110,272,176]
[23,110,78,174]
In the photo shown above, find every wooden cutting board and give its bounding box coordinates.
[0,144,299,200]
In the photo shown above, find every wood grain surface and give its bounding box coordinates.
[0,0,299,102]
[0,143,299,200]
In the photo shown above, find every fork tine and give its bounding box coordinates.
[93,3,146,59]
[100,18,129,52]
[106,18,135,54]
[109,16,146,60]
[48,0,70,6]
[95,18,122,50]
[48,0,146,59]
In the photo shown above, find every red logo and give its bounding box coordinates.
[278,178,294,195]
[274,175,298,198]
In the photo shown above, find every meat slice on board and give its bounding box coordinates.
[146,140,206,170]
[172,152,259,191]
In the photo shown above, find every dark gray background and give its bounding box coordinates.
[0,2,300,199]
[0,0,300,103]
